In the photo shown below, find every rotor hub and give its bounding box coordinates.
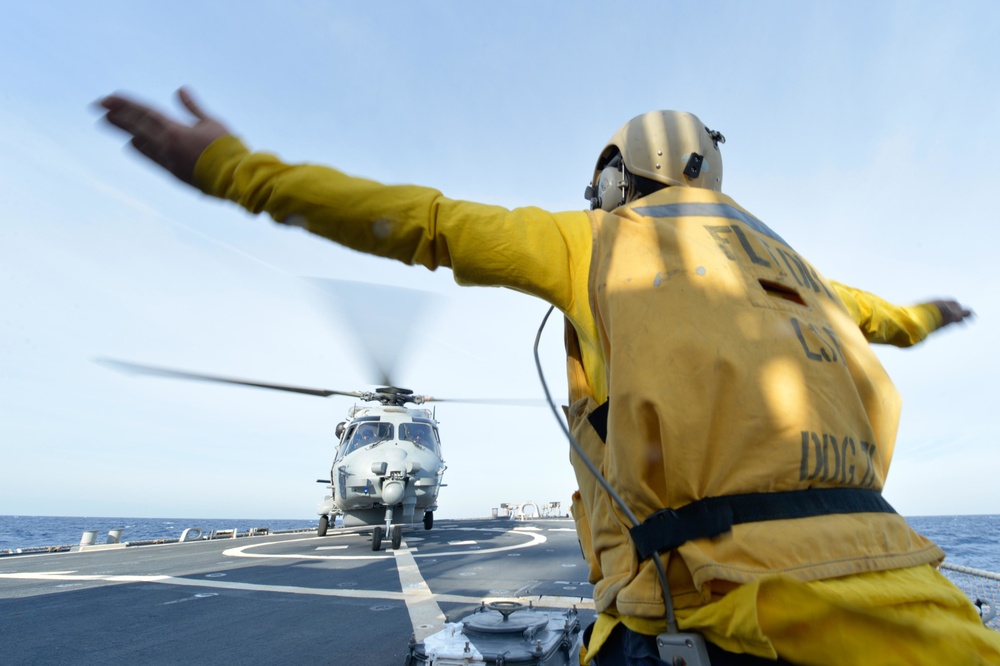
[370,386,421,406]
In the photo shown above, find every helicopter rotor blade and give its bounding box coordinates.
[415,396,545,407]
[304,278,436,388]
[96,358,366,399]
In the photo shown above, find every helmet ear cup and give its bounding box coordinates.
[592,163,632,211]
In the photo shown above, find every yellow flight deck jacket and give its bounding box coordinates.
[195,136,1000,664]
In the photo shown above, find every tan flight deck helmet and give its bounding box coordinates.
[586,110,726,211]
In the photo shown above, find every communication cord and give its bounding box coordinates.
[532,306,678,633]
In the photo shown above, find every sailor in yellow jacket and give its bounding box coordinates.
[98,90,995,665]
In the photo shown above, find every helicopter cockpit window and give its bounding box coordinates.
[399,423,436,451]
[344,422,393,455]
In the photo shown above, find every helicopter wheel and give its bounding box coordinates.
[423,511,434,531]
[371,526,383,551]
[317,515,329,537]
[391,525,402,550]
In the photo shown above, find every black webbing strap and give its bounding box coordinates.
[587,400,610,443]
[629,487,897,561]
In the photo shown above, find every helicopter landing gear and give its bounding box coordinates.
[371,526,383,551]
[423,511,434,531]
[392,525,403,550]
[317,514,329,537]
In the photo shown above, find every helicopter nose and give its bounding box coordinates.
[382,480,405,505]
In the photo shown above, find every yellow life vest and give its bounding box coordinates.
[566,187,943,618]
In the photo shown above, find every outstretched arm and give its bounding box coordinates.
[831,282,973,347]
[97,88,230,186]
[95,89,593,320]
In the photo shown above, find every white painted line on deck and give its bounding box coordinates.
[393,541,446,641]
[223,537,394,561]
[315,546,350,551]
[0,571,594,610]
[221,529,547,561]
[414,531,547,558]
[0,572,170,582]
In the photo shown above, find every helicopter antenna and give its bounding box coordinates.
[532,306,678,633]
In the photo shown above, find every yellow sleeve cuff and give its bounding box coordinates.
[910,301,944,331]
[193,135,252,199]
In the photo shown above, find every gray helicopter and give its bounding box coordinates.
[316,385,447,550]
[96,360,466,550]
[98,280,538,551]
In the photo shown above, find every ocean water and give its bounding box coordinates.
[0,515,313,552]
[1,514,998,571]
[907,514,1000,572]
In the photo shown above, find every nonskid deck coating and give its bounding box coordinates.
[0,518,595,665]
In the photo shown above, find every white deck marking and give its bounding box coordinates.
[413,530,546,558]
[315,546,350,551]
[0,572,171,582]
[393,541,446,641]
[224,537,393,560]
[221,529,546,561]
[0,571,594,610]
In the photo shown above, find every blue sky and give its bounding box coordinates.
[1,2,997,520]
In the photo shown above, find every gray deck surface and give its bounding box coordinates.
[0,518,595,665]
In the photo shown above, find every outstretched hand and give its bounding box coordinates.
[931,299,974,327]
[97,88,230,186]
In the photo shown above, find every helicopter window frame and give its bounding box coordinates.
[411,417,442,455]
[339,419,393,458]
[399,422,441,456]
